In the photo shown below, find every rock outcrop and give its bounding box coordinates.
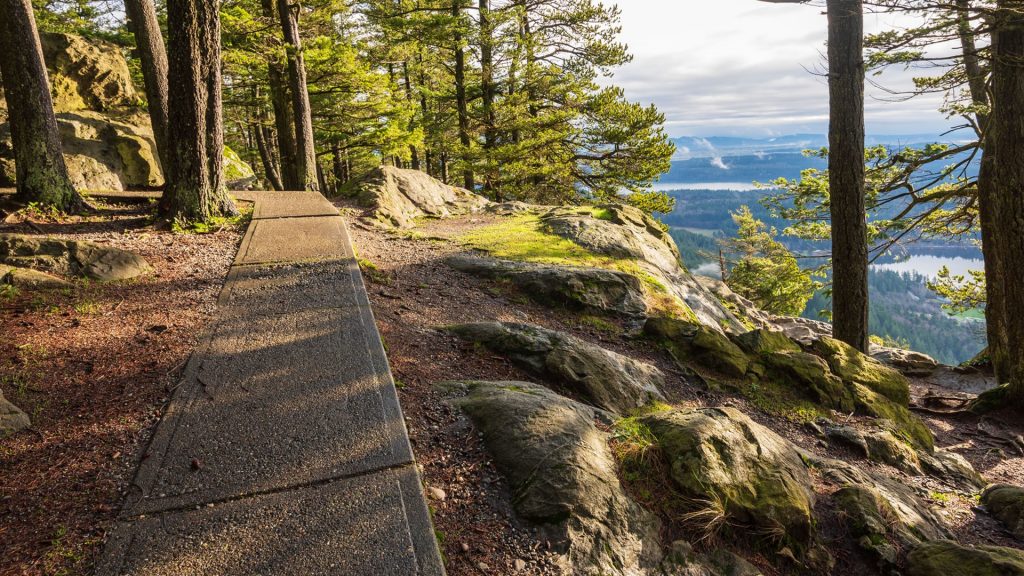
[448,380,662,575]
[349,166,490,228]
[0,390,31,438]
[540,206,742,333]
[446,322,665,414]
[0,33,252,191]
[0,234,151,281]
[812,337,911,405]
[906,541,1024,576]
[642,407,817,552]
[0,264,70,289]
[446,255,648,317]
[645,317,749,378]
[981,485,1024,539]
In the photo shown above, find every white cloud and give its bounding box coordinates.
[607,0,953,137]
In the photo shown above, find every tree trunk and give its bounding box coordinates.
[254,119,284,190]
[417,51,434,176]
[990,1,1024,402]
[827,0,870,353]
[277,0,318,192]
[479,0,496,192]
[162,0,237,223]
[332,142,345,191]
[452,0,474,190]
[124,0,171,179]
[958,0,1011,380]
[0,0,83,212]
[260,0,299,190]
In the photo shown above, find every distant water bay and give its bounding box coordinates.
[651,182,763,192]
[872,254,983,279]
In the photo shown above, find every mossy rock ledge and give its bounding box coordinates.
[645,317,749,378]
[906,540,1024,576]
[0,234,151,282]
[445,321,665,415]
[981,485,1024,540]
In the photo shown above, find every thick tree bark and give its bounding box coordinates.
[990,2,1024,402]
[124,0,171,179]
[479,0,496,192]
[827,0,870,353]
[162,0,236,222]
[277,0,318,191]
[260,0,299,190]
[958,0,1010,380]
[452,0,474,190]
[0,0,83,212]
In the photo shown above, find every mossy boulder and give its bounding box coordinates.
[851,383,934,451]
[643,407,816,551]
[813,337,911,406]
[0,234,151,281]
[864,429,923,475]
[351,166,489,228]
[449,380,662,575]
[445,322,665,414]
[40,32,138,113]
[223,145,256,186]
[981,485,1024,540]
[733,328,802,356]
[645,317,749,377]
[906,541,1024,576]
[446,255,648,317]
[762,351,854,413]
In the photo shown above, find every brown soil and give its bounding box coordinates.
[344,206,1024,576]
[0,199,246,576]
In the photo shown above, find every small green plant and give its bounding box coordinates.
[579,314,620,334]
[358,258,393,285]
[73,300,101,316]
[0,284,18,300]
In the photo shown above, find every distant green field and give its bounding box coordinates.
[954,308,986,321]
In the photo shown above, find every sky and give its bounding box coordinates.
[608,0,954,138]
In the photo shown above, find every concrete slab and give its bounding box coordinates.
[218,261,369,314]
[235,216,354,266]
[98,465,444,576]
[251,192,339,220]
[125,305,413,515]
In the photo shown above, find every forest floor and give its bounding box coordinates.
[343,205,1024,576]
[0,198,247,576]
[0,198,1021,575]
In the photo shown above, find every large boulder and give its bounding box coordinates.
[906,541,1024,576]
[0,234,151,281]
[0,390,31,438]
[446,322,665,414]
[449,381,662,575]
[539,205,743,333]
[761,350,854,412]
[850,383,934,451]
[350,166,490,228]
[834,484,945,567]
[812,337,911,406]
[981,485,1024,540]
[40,32,138,113]
[642,407,817,551]
[871,346,940,377]
[645,317,749,377]
[446,254,648,317]
[920,450,985,493]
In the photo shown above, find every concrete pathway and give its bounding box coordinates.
[97,192,445,575]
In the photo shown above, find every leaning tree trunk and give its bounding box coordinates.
[161,0,237,223]
[0,0,83,212]
[827,0,870,353]
[124,0,171,182]
[990,1,1024,403]
[277,0,318,192]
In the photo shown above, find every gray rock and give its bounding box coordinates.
[446,322,665,415]
[825,424,869,456]
[732,328,801,356]
[0,390,30,438]
[351,166,490,228]
[871,346,940,376]
[980,484,1024,539]
[0,265,70,289]
[906,540,1024,576]
[450,381,662,575]
[0,234,151,281]
[660,541,762,576]
[446,254,648,317]
[920,449,985,493]
[40,32,138,113]
[642,407,817,552]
